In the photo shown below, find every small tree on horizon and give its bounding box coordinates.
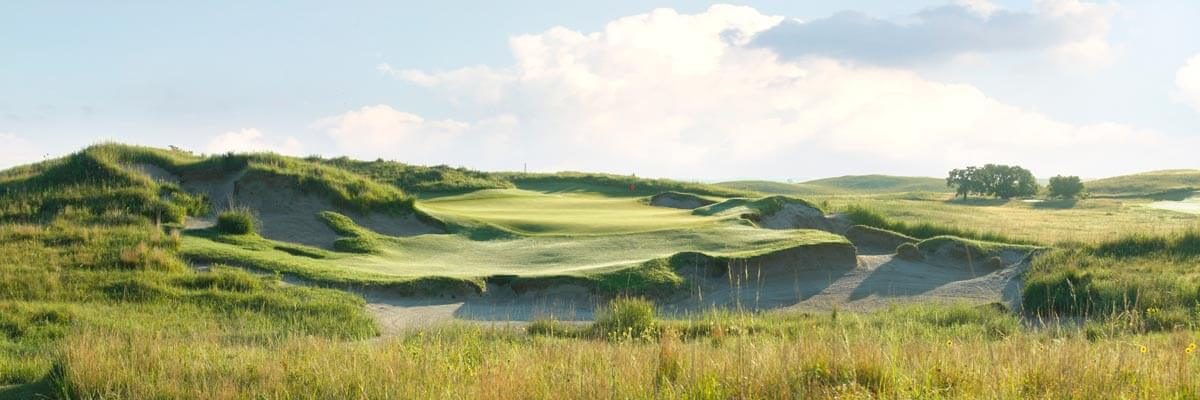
[1047,175,1085,199]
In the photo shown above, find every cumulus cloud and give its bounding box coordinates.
[377,4,1186,178]
[314,105,475,162]
[0,133,42,169]
[1176,54,1200,112]
[752,0,1115,66]
[206,128,305,156]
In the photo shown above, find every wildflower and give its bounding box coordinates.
[945,340,953,347]
[1139,345,1148,354]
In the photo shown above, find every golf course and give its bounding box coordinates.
[2,143,1199,398]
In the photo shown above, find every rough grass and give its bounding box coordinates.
[824,193,1199,245]
[717,175,951,196]
[0,211,378,389]
[1023,229,1200,331]
[45,304,1200,399]
[1087,169,1200,196]
[215,208,256,235]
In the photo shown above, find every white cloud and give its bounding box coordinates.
[0,133,43,169]
[1176,54,1200,112]
[314,105,472,162]
[206,128,305,156]
[379,4,1188,178]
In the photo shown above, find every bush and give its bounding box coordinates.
[593,297,656,338]
[216,209,256,234]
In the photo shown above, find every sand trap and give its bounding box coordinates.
[648,192,716,209]
[119,165,446,248]
[353,242,1034,334]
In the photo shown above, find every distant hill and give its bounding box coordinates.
[718,175,950,195]
[1086,169,1200,197]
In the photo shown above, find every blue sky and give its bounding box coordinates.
[3,0,1199,180]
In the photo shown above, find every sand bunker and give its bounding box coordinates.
[127,163,444,247]
[353,241,1035,334]
[648,192,716,209]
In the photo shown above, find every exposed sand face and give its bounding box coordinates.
[165,169,444,248]
[359,243,1034,334]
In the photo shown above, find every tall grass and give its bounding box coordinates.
[840,204,1034,245]
[47,305,1200,399]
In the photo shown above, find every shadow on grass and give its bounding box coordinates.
[0,374,55,400]
[1031,198,1078,209]
[942,198,1011,207]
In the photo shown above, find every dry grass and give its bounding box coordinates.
[55,318,1200,399]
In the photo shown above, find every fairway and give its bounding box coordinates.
[183,187,846,283]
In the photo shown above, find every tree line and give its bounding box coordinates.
[947,164,1084,199]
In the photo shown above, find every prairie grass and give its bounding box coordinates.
[47,305,1200,399]
[822,193,1199,245]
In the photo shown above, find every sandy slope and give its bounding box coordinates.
[361,251,1029,334]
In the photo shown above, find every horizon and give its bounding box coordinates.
[4,1,1200,181]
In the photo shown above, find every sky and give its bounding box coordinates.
[2,0,1199,181]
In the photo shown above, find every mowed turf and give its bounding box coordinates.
[183,189,844,283]
[420,189,723,235]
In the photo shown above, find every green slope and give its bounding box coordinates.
[1086,169,1200,197]
[718,175,949,195]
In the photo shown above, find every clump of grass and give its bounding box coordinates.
[592,297,656,339]
[333,237,378,254]
[318,211,381,254]
[216,208,256,235]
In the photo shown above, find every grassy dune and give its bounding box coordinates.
[1087,169,1200,197]
[718,175,950,196]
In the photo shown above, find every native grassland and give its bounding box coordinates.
[3,145,1200,399]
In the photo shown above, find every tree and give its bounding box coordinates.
[946,164,1038,199]
[1047,175,1085,198]
[947,167,982,199]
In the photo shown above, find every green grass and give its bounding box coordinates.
[718,175,951,196]
[0,211,379,389]
[819,192,1200,245]
[9,144,1200,398]
[499,171,754,198]
[1087,169,1200,197]
[421,189,729,235]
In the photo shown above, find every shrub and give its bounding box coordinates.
[593,297,656,338]
[216,209,256,235]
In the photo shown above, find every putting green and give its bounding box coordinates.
[183,188,846,284]
[420,189,723,235]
